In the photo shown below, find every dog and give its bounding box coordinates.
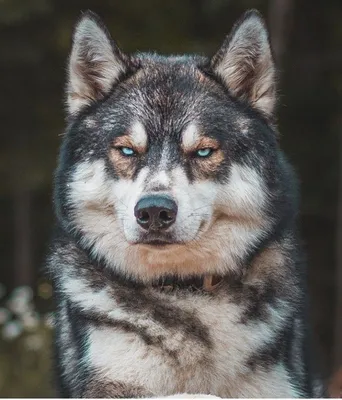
[47,9,323,398]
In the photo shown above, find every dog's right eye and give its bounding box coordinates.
[119,147,135,156]
[196,148,214,158]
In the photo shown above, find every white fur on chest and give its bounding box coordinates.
[83,289,296,397]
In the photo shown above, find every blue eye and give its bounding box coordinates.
[120,147,135,156]
[196,148,213,158]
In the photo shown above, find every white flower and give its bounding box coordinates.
[12,286,33,302]
[21,311,40,330]
[6,296,30,315]
[25,334,44,351]
[6,286,35,315]
[2,320,23,340]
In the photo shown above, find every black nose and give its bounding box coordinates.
[134,195,178,231]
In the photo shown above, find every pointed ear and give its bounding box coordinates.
[210,10,276,118]
[67,11,133,115]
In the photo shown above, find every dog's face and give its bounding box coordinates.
[55,10,294,281]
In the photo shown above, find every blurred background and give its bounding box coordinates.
[0,0,341,397]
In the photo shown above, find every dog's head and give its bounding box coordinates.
[55,10,297,281]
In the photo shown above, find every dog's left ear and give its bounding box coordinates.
[67,11,134,116]
[210,10,276,118]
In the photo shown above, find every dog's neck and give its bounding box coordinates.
[151,274,223,292]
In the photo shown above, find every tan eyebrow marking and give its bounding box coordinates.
[181,124,224,180]
[130,121,147,149]
[182,123,200,150]
[181,123,220,153]
[112,134,145,154]
[112,121,147,154]
[113,135,135,149]
[182,135,220,154]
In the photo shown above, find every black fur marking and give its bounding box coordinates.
[66,300,92,397]
[224,270,283,324]
[83,376,148,398]
[247,324,291,371]
[53,295,72,397]
[238,283,278,323]
[111,286,212,349]
[74,306,181,363]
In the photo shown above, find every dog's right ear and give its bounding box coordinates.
[66,11,133,116]
[210,10,276,119]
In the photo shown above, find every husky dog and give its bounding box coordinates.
[47,9,322,398]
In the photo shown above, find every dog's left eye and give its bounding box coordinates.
[119,147,135,156]
[196,148,214,158]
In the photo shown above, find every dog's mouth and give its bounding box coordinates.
[140,239,174,247]
[137,238,181,247]
[132,220,212,248]
[134,232,183,247]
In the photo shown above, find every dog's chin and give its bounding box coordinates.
[119,222,229,279]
